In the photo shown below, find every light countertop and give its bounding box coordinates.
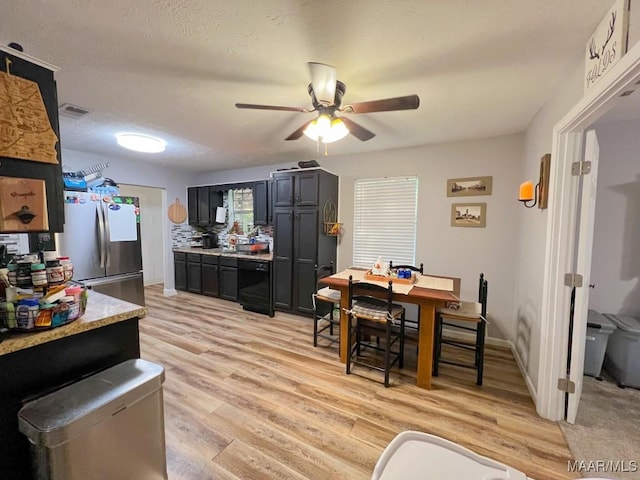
[0,291,146,356]
[173,247,272,262]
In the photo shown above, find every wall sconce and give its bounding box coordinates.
[519,153,551,209]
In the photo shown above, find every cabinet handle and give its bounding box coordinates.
[288,211,293,218]
[289,195,293,204]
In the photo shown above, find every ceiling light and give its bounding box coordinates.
[115,133,166,153]
[303,115,349,143]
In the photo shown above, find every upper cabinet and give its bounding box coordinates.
[272,171,319,208]
[0,47,64,232]
[252,180,269,226]
[187,186,223,226]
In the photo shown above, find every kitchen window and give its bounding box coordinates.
[228,188,253,234]
[353,176,418,268]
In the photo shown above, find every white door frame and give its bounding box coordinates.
[537,41,640,420]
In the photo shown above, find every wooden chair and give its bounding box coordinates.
[312,263,341,348]
[345,276,406,387]
[433,273,488,386]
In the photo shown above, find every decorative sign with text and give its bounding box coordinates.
[585,0,629,92]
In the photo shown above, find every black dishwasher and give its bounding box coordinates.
[238,259,273,317]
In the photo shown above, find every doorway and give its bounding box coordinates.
[537,39,640,422]
[119,184,165,286]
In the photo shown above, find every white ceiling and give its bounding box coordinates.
[5,0,612,173]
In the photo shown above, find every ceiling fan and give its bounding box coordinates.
[235,62,420,143]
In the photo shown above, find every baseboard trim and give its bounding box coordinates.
[163,288,177,297]
[511,342,538,405]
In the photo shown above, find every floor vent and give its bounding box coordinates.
[59,103,92,119]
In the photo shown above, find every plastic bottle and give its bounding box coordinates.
[59,256,74,282]
[16,298,39,330]
[31,263,48,288]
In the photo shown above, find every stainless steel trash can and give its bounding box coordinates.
[18,359,167,480]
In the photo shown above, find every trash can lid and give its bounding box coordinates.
[587,310,617,333]
[603,314,640,335]
[18,359,164,447]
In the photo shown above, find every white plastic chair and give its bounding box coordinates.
[371,431,529,480]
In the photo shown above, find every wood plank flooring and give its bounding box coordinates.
[140,285,576,480]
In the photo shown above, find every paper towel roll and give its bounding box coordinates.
[215,207,227,223]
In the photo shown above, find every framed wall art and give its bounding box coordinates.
[446,176,492,197]
[451,202,486,228]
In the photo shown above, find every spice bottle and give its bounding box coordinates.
[59,256,74,282]
[31,263,48,288]
[46,259,64,286]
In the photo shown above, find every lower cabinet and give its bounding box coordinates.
[187,254,202,294]
[202,256,220,297]
[220,256,238,301]
[174,252,187,291]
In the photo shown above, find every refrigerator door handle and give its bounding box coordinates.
[96,201,106,268]
[103,201,112,268]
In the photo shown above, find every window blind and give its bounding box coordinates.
[353,176,418,268]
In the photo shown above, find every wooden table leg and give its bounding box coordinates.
[416,301,435,388]
[339,287,350,363]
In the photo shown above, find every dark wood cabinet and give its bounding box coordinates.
[253,180,269,226]
[272,171,319,208]
[220,266,238,301]
[174,252,187,291]
[273,169,337,315]
[187,186,223,226]
[187,253,202,293]
[0,48,64,233]
[202,255,219,297]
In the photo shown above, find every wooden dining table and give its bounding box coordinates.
[321,268,460,389]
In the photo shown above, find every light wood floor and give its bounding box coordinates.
[140,285,576,480]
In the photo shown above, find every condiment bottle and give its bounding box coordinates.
[31,263,48,288]
[46,259,64,286]
[7,264,17,286]
[16,298,39,330]
[58,256,73,282]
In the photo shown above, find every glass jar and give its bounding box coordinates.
[16,262,33,288]
[7,264,17,287]
[31,263,48,288]
[46,260,64,286]
[59,256,74,282]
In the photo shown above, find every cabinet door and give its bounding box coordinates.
[273,209,294,310]
[197,186,210,225]
[294,209,318,314]
[202,263,219,297]
[209,188,223,224]
[220,266,238,301]
[253,180,269,226]
[273,174,294,207]
[187,259,202,293]
[187,187,198,225]
[296,172,319,206]
[174,258,187,291]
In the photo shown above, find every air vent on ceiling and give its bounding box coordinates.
[59,103,92,119]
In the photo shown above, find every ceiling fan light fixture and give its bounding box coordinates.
[115,132,166,153]
[303,115,349,144]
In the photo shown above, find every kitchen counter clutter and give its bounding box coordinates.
[172,246,272,261]
[0,290,146,356]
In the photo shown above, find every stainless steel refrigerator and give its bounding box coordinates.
[57,192,145,306]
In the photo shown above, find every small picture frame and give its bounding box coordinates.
[446,176,492,197]
[451,203,486,228]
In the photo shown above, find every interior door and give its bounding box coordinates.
[566,129,600,424]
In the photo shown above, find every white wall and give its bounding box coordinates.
[590,120,640,317]
[515,61,586,392]
[61,149,195,293]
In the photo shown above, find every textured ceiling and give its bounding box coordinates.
[5,0,612,173]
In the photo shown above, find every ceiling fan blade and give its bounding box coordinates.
[285,120,314,141]
[308,62,337,106]
[340,117,376,141]
[344,94,420,114]
[235,103,308,112]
